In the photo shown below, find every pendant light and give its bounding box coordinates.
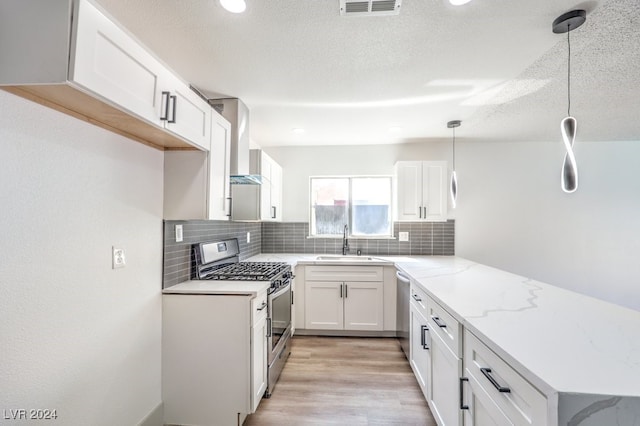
[552,10,586,193]
[448,120,461,208]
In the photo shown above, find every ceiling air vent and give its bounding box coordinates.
[340,0,402,16]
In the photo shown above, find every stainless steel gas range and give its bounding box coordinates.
[193,238,293,397]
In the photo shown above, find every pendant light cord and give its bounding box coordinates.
[567,24,571,117]
[452,127,456,170]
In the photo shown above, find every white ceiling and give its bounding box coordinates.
[94,0,640,147]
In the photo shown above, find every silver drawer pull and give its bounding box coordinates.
[480,367,511,393]
[432,316,447,328]
[257,301,267,311]
[412,294,422,302]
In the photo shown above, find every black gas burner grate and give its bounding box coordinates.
[203,261,289,281]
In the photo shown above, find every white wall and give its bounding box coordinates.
[266,138,640,312]
[454,139,640,312]
[266,142,452,222]
[0,91,163,425]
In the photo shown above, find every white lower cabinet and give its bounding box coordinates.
[162,291,267,426]
[305,280,383,331]
[251,302,268,411]
[410,295,431,399]
[464,330,547,425]
[429,325,463,426]
[304,266,384,331]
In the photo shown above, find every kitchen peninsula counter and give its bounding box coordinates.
[247,253,640,423]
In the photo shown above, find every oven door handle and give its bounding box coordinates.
[270,280,291,299]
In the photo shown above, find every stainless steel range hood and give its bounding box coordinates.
[208,98,263,185]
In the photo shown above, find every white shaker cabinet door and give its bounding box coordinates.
[304,281,344,330]
[343,281,384,331]
[70,0,167,126]
[208,113,232,220]
[396,161,423,221]
[429,327,463,426]
[410,304,431,400]
[251,314,268,412]
[163,78,211,150]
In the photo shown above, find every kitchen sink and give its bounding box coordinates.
[314,255,385,262]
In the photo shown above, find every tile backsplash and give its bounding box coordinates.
[262,221,455,256]
[163,220,261,288]
[162,220,454,288]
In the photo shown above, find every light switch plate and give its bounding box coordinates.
[399,232,409,242]
[247,232,251,243]
[112,246,126,269]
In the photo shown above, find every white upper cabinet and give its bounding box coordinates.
[164,110,232,220]
[208,113,232,220]
[232,150,283,222]
[0,0,209,151]
[395,161,448,222]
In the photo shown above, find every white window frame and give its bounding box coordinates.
[309,175,393,238]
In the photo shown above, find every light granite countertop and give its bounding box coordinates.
[162,280,270,296]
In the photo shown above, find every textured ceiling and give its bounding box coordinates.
[94,0,639,146]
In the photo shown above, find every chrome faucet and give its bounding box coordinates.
[342,224,350,255]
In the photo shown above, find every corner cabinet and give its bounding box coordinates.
[395,161,448,222]
[0,0,209,150]
[164,110,232,220]
[232,150,283,222]
[304,265,384,331]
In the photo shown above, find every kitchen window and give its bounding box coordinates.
[310,176,392,237]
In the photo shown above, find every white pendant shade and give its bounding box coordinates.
[220,0,246,13]
[560,116,578,193]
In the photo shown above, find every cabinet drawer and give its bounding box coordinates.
[409,282,429,318]
[305,265,383,282]
[464,330,547,425]
[251,290,268,325]
[427,297,461,357]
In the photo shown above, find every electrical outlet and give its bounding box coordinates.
[175,224,183,242]
[399,232,409,242]
[247,232,251,243]
[112,247,126,269]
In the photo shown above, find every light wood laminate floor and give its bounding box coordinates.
[244,336,437,426]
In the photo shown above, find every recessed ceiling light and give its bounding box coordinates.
[220,0,246,13]
[389,126,402,133]
[449,0,472,5]
[292,128,305,134]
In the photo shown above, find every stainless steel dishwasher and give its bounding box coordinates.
[396,270,411,360]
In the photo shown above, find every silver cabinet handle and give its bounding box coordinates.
[418,206,422,218]
[257,301,267,311]
[480,368,511,393]
[168,94,177,123]
[271,206,276,219]
[412,294,422,302]
[160,91,170,121]
[344,283,348,298]
[432,316,447,328]
[225,197,232,217]
[421,325,430,350]
[339,283,343,298]
[459,377,469,410]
